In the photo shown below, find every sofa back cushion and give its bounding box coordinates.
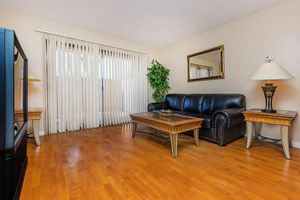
[210,94,245,112]
[166,93,245,113]
[165,94,186,111]
[183,94,204,113]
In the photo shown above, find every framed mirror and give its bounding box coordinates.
[187,45,224,82]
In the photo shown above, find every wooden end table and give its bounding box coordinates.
[130,112,203,157]
[15,107,43,146]
[243,109,297,159]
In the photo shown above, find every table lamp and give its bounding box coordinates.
[250,56,294,113]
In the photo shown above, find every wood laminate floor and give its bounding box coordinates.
[21,124,300,200]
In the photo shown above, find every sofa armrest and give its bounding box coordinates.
[148,102,168,112]
[212,108,245,128]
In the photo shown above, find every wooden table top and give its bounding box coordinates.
[15,107,43,114]
[15,107,43,121]
[243,109,298,119]
[130,112,203,126]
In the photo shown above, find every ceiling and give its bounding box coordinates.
[0,0,285,48]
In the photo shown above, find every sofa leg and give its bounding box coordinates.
[218,141,226,146]
[217,137,225,146]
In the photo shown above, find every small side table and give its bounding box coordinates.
[28,108,43,146]
[243,109,297,159]
[16,108,43,146]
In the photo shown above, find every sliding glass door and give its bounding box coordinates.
[44,35,148,134]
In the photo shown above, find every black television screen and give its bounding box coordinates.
[13,45,26,137]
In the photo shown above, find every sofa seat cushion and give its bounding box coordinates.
[173,111,212,129]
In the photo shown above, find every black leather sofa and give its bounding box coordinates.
[148,94,246,146]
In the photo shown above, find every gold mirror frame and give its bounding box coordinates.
[187,45,224,82]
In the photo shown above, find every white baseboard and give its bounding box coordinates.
[39,130,45,136]
[292,142,300,149]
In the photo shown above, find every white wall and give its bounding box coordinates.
[159,0,300,146]
[0,9,160,135]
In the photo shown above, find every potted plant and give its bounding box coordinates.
[147,60,170,103]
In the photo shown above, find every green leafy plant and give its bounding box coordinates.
[147,60,170,102]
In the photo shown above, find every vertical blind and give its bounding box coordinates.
[44,35,148,134]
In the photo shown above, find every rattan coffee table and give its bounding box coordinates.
[130,112,203,157]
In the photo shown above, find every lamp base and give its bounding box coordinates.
[261,109,276,113]
[261,83,277,113]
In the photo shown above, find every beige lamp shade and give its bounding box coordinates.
[250,61,294,81]
[28,70,41,82]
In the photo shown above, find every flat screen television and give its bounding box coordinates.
[0,28,28,200]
